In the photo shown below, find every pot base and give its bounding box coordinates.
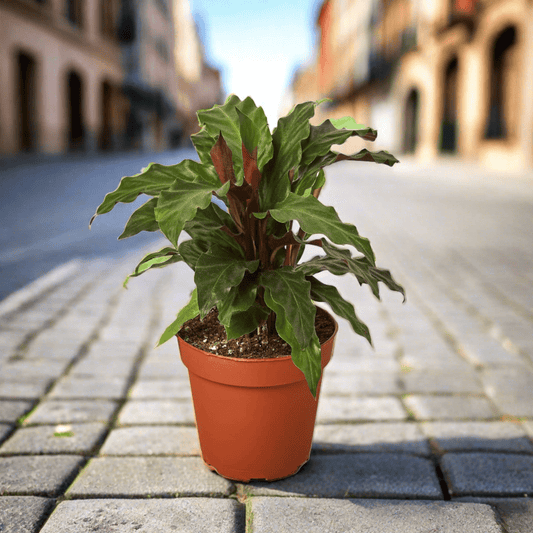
[202,456,310,483]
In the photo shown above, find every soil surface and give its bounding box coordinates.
[178,307,336,359]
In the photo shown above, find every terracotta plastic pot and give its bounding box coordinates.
[177,311,337,482]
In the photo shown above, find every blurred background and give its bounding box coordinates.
[1,0,532,300]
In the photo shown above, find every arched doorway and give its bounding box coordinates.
[439,56,458,153]
[402,88,419,154]
[100,81,112,150]
[17,52,37,151]
[67,71,84,150]
[484,26,518,140]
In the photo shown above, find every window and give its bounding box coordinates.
[66,0,83,27]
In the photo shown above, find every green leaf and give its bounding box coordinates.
[293,169,325,197]
[235,97,273,171]
[191,126,217,166]
[259,101,317,210]
[300,119,377,166]
[261,270,321,397]
[197,95,245,185]
[336,148,399,167]
[185,202,238,238]
[224,304,270,340]
[299,148,399,188]
[123,246,182,287]
[153,161,226,248]
[195,246,260,318]
[329,117,377,141]
[90,162,183,225]
[297,240,405,301]
[267,192,375,264]
[217,278,260,335]
[236,108,260,155]
[260,268,316,349]
[178,239,208,270]
[309,277,371,344]
[119,198,160,239]
[157,289,199,346]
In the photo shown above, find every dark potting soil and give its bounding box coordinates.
[178,307,336,359]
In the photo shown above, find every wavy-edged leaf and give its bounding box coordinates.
[301,119,377,165]
[309,277,371,344]
[119,198,159,239]
[336,148,399,167]
[195,246,259,318]
[90,162,182,225]
[293,169,325,197]
[329,117,377,140]
[123,246,182,287]
[236,98,273,172]
[197,95,244,185]
[178,239,209,270]
[299,148,399,187]
[217,276,260,333]
[157,289,199,346]
[224,304,270,340]
[185,202,237,238]
[297,240,405,301]
[262,272,321,397]
[259,101,317,210]
[265,192,375,264]
[236,108,260,155]
[260,268,316,349]
[155,180,218,247]
[191,126,217,166]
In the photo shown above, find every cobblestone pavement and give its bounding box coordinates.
[1,161,533,531]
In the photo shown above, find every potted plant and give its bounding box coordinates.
[90,94,404,482]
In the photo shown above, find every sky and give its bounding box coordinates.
[189,0,321,128]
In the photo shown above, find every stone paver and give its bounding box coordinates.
[0,379,52,399]
[0,455,84,496]
[66,457,233,497]
[128,379,192,399]
[23,399,118,424]
[485,498,533,533]
[243,453,442,499]
[441,453,533,496]
[401,369,483,394]
[100,426,200,455]
[0,423,108,454]
[0,496,54,533]
[70,356,136,377]
[0,400,34,423]
[483,366,533,417]
[403,395,497,420]
[321,372,402,395]
[420,421,533,453]
[118,400,195,425]
[312,422,431,455]
[49,376,129,400]
[317,396,407,422]
[39,499,240,533]
[250,498,503,533]
[0,423,13,444]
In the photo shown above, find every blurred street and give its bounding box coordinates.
[0,148,197,302]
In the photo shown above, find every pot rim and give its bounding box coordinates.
[177,305,338,363]
[177,306,338,387]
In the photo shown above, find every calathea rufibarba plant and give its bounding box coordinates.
[90,94,404,396]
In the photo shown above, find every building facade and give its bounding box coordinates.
[0,0,222,157]
[290,0,533,172]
